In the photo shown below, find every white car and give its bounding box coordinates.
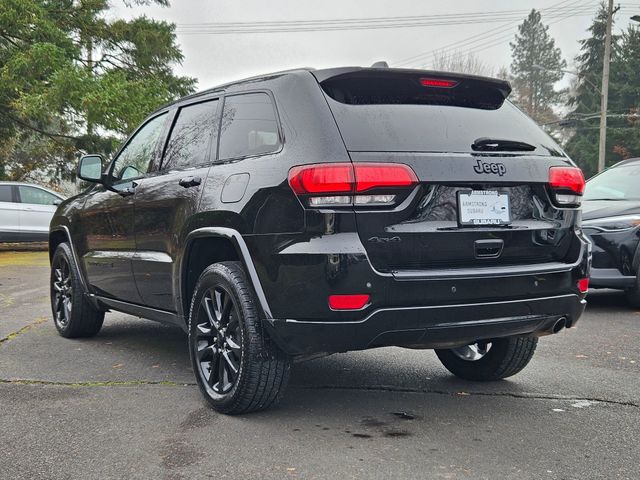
[0,181,65,242]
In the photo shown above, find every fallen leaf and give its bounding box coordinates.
[112,363,124,369]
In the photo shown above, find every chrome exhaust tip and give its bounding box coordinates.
[551,317,567,334]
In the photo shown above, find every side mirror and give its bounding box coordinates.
[53,199,62,206]
[77,155,104,183]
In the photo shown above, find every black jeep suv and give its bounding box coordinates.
[49,67,590,414]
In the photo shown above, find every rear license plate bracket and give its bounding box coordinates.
[457,190,511,227]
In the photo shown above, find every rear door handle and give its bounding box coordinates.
[179,176,202,188]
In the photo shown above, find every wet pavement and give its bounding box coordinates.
[1,251,639,479]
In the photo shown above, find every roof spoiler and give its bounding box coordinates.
[312,67,512,106]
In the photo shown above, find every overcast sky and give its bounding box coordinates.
[111,0,638,90]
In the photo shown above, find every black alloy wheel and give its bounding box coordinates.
[50,242,104,338]
[188,261,291,414]
[194,286,243,395]
[52,255,73,329]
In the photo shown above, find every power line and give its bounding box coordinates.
[395,0,597,68]
[400,2,637,69]
[174,2,622,35]
[394,0,583,65]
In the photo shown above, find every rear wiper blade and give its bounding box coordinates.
[472,137,536,152]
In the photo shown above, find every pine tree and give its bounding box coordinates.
[0,0,196,180]
[564,4,628,176]
[509,9,566,124]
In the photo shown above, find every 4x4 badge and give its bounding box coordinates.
[473,159,506,176]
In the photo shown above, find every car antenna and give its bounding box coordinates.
[371,61,389,68]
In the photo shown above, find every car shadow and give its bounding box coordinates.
[82,314,542,397]
[584,288,633,311]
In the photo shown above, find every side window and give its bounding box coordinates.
[18,186,59,205]
[0,185,13,203]
[218,93,280,160]
[162,99,219,171]
[111,113,167,182]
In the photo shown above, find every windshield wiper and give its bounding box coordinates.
[472,137,536,152]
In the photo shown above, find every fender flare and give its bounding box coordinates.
[50,226,89,292]
[180,227,273,320]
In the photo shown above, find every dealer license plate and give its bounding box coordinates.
[457,190,511,226]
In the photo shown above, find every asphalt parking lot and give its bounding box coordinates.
[1,250,639,480]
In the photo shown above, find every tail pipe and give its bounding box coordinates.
[551,316,567,334]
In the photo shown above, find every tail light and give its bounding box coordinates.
[288,163,418,207]
[548,166,585,207]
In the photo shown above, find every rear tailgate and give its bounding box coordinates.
[314,68,583,274]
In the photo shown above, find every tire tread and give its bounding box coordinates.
[188,261,290,414]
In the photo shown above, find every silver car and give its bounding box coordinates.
[0,181,65,242]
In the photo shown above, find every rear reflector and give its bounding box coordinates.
[328,294,370,310]
[419,78,459,88]
[577,278,589,293]
[288,163,417,207]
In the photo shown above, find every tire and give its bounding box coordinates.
[435,336,538,381]
[624,275,640,308]
[50,242,104,338]
[188,261,291,414]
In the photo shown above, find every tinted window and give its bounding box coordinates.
[162,100,219,170]
[321,74,564,156]
[584,164,640,201]
[0,185,13,203]
[18,186,60,205]
[112,113,167,181]
[219,93,280,160]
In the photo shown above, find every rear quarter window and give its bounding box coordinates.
[0,185,13,203]
[218,93,281,160]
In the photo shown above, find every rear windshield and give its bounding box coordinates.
[320,76,565,156]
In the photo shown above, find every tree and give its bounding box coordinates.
[509,9,566,124]
[0,0,196,182]
[562,4,637,177]
[605,25,640,164]
[432,51,493,77]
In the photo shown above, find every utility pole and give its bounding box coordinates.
[598,0,614,173]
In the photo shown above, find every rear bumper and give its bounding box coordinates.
[264,293,586,355]
[245,229,590,355]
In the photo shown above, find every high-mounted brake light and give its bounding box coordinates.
[288,163,418,207]
[548,166,585,207]
[419,78,459,88]
[328,294,370,311]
